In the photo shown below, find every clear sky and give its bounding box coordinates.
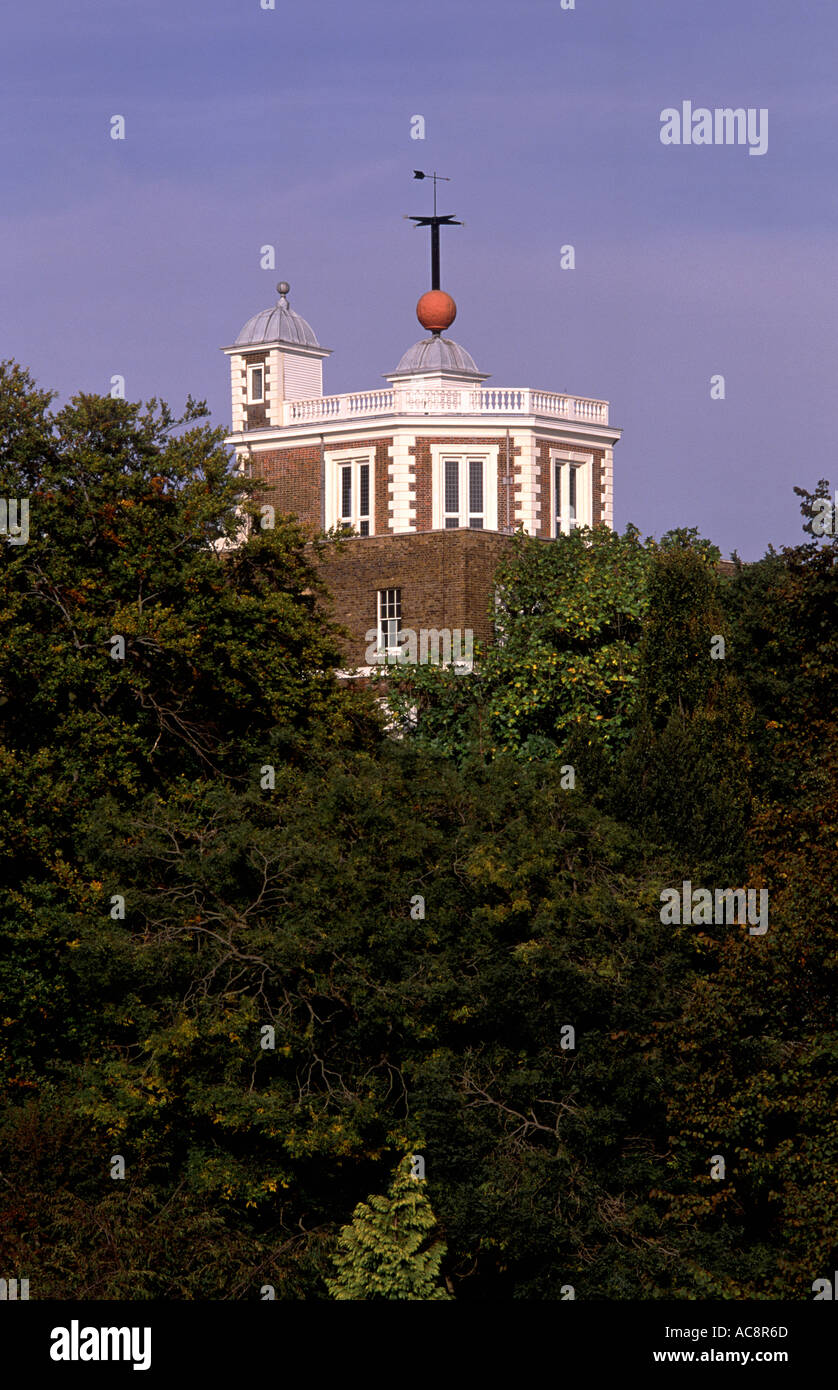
[2,0,835,559]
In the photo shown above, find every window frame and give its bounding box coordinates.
[248,363,265,404]
[431,446,498,531]
[551,449,591,535]
[376,587,403,660]
[325,449,375,536]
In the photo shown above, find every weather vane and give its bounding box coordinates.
[407,171,462,292]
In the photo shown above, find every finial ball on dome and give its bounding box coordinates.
[417,289,456,334]
[277,281,290,296]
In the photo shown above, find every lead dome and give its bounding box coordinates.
[391,335,481,377]
[235,282,320,348]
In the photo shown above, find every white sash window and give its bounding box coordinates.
[552,450,591,535]
[326,451,375,535]
[248,365,264,403]
[377,588,402,657]
[432,447,498,530]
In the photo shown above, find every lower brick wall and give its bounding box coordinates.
[308,530,736,670]
[314,530,517,667]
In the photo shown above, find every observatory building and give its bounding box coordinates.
[222,192,621,667]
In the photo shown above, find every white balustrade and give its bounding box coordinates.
[278,386,609,428]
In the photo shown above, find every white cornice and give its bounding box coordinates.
[220,341,332,360]
[225,416,622,451]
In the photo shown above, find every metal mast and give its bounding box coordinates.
[409,171,461,291]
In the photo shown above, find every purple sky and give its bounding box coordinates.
[2,0,836,559]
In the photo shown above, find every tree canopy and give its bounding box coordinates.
[1,362,834,1301]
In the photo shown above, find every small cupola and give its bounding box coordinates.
[222,281,331,432]
[386,290,488,389]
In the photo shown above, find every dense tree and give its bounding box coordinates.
[326,1155,452,1300]
[612,531,753,879]
[0,359,834,1302]
[652,486,838,1297]
[384,523,651,763]
[0,361,376,1085]
[1,745,694,1299]
[0,362,369,801]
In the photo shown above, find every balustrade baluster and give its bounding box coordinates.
[241,385,607,428]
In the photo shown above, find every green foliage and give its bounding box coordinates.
[326,1155,452,1300]
[0,360,378,1087]
[612,534,753,877]
[0,366,370,808]
[651,485,838,1296]
[385,523,651,764]
[1,357,835,1303]
[0,741,692,1298]
[634,529,725,729]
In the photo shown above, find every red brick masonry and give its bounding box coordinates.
[313,534,738,669]
[315,529,516,667]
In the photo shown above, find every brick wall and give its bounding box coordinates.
[251,443,323,529]
[315,530,516,666]
[535,440,550,538]
[251,433,605,539]
[251,436,393,533]
[315,538,738,670]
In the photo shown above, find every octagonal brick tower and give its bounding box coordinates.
[222,272,621,669]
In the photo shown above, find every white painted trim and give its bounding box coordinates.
[512,432,539,534]
[601,446,614,529]
[221,342,331,360]
[387,434,416,533]
[225,421,622,456]
[265,348,282,426]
